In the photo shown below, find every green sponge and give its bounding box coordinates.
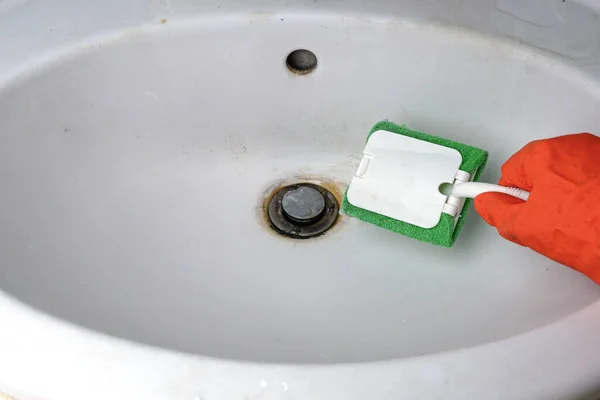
[342,121,488,247]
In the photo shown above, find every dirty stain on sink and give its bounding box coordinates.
[259,177,345,240]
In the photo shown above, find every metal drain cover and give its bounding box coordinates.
[267,183,339,239]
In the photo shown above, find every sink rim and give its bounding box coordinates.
[1,290,599,399]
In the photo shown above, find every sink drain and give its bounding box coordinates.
[267,183,339,239]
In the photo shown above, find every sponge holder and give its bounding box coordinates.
[442,170,473,228]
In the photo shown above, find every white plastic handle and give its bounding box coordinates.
[451,182,530,201]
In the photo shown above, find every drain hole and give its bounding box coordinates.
[267,183,338,239]
[286,49,318,75]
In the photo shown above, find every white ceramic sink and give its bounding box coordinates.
[2,0,600,399]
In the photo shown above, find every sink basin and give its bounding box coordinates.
[2,0,600,399]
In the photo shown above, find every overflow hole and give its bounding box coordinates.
[286,49,318,75]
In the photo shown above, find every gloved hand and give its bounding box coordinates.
[474,133,600,284]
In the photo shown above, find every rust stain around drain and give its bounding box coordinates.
[258,177,345,241]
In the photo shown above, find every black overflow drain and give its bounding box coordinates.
[267,183,339,239]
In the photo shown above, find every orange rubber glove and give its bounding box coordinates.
[474,133,600,284]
